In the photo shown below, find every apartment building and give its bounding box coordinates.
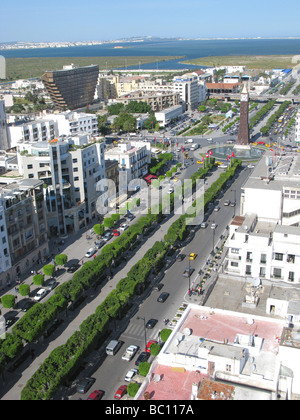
[17,138,105,235]
[115,90,181,112]
[0,179,49,289]
[224,152,300,284]
[155,104,183,127]
[41,111,99,137]
[8,118,57,148]
[0,100,9,150]
[41,64,99,110]
[105,141,151,189]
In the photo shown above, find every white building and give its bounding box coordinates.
[155,104,183,127]
[172,73,200,111]
[41,111,99,137]
[17,138,105,235]
[105,141,151,189]
[225,213,300,283]
[8,118,57,148]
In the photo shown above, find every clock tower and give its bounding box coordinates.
[236,84,250,147]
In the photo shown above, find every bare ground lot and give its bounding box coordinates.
[181,54,298,70]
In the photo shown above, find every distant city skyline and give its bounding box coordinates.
[1,0,299,43]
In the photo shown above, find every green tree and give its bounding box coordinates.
[103,217,114,229]
[127,382,140,397]
[138,361,151,377]
[19,284,30,297]
[43,264,55,277]
[1,295,15,309]
[33,274,45,286]
[93,224,105,236]
[55,254,68,266]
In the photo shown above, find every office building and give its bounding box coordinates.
[41,64,99,110]
[172,73,200,111]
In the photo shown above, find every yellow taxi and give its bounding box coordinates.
[252,142,257,146]
[189,253,197,261]
[197,160,204,164]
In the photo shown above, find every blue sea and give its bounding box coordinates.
[1,38,300,70]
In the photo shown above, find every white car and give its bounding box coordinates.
[211,223,217,230]
[85,248,95,258]
[167,188,174,194]
[125,368,139,382]
[34,288,47,302]
[120,223,129,232]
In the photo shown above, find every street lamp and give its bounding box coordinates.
[137,316,147,348]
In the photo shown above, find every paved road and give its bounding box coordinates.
[64,164,251,400]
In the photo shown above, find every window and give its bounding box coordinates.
[274,253,283,261]
[245,265,252,275]
[260,253,267,264]
[288,272,295,282]
[226,364,232,373]
[230,261,239,267]
[246,252,253,262]
[287,254,295,263]
[259,267,266,277]
[231,248,239,254]
[273,268,282,278]
[27,164,33,169]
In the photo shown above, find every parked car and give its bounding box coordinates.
[76,377,95,394]
[46,280,57,291]
[120,223,129,231]
[176,254,186,262]
[146,318,158,329]
[214,206,220,212]
[145,340,158,353]
[223,200,231,206]
[22,300,36,312]
[152,283,164,292]
[157,292,169,303]
[126,213,135,221]
[85,248,95,258]
[87,390,104,400]
[34,288,47,302]
[113,230,120,237]
[67,264,81,273]
[114,385,127,400]
[103,232,113,241]
[200,222,208,228]
[125,368,138,382]
[211,223,217,230]
[135,351,150,366]
[94,240,104,249]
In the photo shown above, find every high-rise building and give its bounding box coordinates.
[41,64,99,110]
[236,84,250,147]
[0,100,9,150]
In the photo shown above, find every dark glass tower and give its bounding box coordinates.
[42,65,99,110]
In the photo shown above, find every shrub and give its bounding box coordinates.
[127,382,140,397]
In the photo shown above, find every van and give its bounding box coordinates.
[190,144,199,150]
[207,138,213,143]
[106,340,122,356]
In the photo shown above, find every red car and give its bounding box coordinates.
[114,385,127,399]
[145,339,157,353]
[87,390,104,400]
[113,230,120,236]
[257,141,265,145]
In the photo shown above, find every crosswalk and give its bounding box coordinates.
[121,323,162,344]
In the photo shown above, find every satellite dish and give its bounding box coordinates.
[154,374,161,382]
[247,318,254,325]
[183,328,192,336]
[253,277,261,287]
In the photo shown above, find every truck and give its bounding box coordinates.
[106,340,122,356]
[121,344,139,361]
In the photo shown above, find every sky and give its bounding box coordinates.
[1,0,299,42]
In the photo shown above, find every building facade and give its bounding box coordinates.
[41,64,99,110]
[0,179,49,289]
[17,139,105,235]
[172,73,200,111]
[0,100,9,150]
